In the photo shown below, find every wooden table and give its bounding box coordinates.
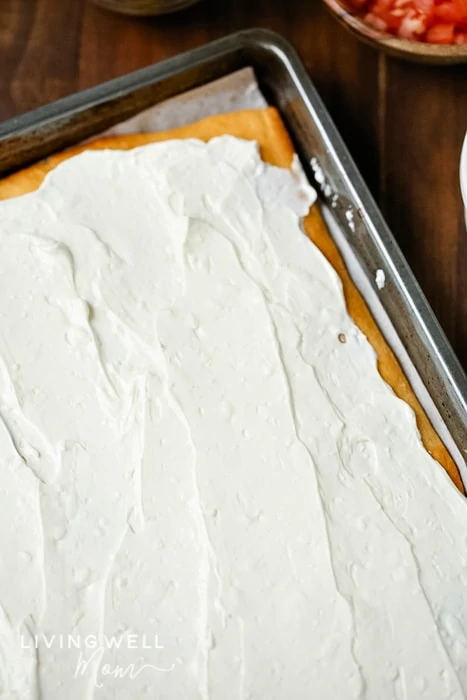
[1,0,466,366]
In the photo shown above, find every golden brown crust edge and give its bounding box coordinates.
[0,107,462,492]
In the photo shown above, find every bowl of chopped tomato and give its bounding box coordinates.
[324,0,467,62]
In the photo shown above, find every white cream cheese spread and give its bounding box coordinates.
[0,137,466,699]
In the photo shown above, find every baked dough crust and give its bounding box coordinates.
[0,107,462,491]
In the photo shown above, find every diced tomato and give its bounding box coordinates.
[369,0,398,21]
[433,3,455,21]
[433,2,466,23]
[373,0,397,11]
[453,0,467,22]
[425,21,456,40]
[413,0,434,14]
[384,11,405,29]
[363,12,388,32]
[398,8,429,36]
[367,6,403,28]
[364,11,389,29]
[347,0,467,42]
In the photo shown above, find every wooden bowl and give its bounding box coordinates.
[92,0,200,14]
[323,0,467,64]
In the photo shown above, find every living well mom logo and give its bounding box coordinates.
[21,634,175,687]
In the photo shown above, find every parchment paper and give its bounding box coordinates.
[104,67,466,483]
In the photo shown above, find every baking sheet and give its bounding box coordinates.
[87,68,465,482]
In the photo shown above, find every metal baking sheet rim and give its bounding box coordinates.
[0,28,465,483]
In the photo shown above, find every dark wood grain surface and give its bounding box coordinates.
[1,0,466,366]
